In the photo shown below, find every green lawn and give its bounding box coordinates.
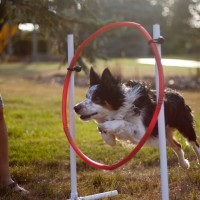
[0,61,200,199]
[88,57,199,78]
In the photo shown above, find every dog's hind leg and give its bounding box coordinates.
[181,123,200,164]
[176,122,200,165]
[166,128,190,169]
[173,103,200,165]
[189,141,200,165]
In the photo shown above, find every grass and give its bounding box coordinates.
[0,60,200,199]
[87,57,199,78]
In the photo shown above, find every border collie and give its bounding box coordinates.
[74,68,200,169]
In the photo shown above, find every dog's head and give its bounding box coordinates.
[74,68,125,123]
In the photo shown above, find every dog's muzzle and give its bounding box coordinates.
[74,104,97,120]
[74,104,82,114]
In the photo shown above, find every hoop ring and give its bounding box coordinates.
[62,22,164,170]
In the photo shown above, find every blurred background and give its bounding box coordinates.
[1,0,200,88]
[1,0,200,59]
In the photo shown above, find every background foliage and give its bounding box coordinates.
[1,0,200,65]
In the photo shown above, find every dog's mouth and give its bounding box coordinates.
[80,112,98,120]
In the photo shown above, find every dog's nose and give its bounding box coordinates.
[74,104,82,113]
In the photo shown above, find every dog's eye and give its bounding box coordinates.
[93,96,102,104]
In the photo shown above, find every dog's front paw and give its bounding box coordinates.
[100,132,116,146]
[98,121,123,133]
[98,123,117,146]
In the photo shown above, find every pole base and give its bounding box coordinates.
[79,190,118,200]
[67,190,118,200]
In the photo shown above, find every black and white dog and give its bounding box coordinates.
[74,68,200,169]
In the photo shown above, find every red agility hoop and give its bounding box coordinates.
[62,22,164,170]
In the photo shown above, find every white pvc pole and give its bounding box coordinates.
[68,34,78,200]
[153,24,169,200]
[67,34,118,200]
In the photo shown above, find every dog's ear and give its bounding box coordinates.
[101,68,116,89]
[90,67,100,86]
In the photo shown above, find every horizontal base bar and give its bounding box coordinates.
[69,190,118,200]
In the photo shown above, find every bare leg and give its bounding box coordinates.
[190,141,200,164]
[0,103,29,194]
[0,107,12,185]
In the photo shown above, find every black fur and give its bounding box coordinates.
[91,68,125,110]
[126,80,159,137]
[126,80,198,146]
[164,89,199,146]
[89,68,199,147]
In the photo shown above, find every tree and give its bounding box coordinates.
[166,0,194,54]
[77,0,166,58]
[0,0,103,72]
[2,0,200,70]
[2,0,165,65]
[153,0,200,55]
